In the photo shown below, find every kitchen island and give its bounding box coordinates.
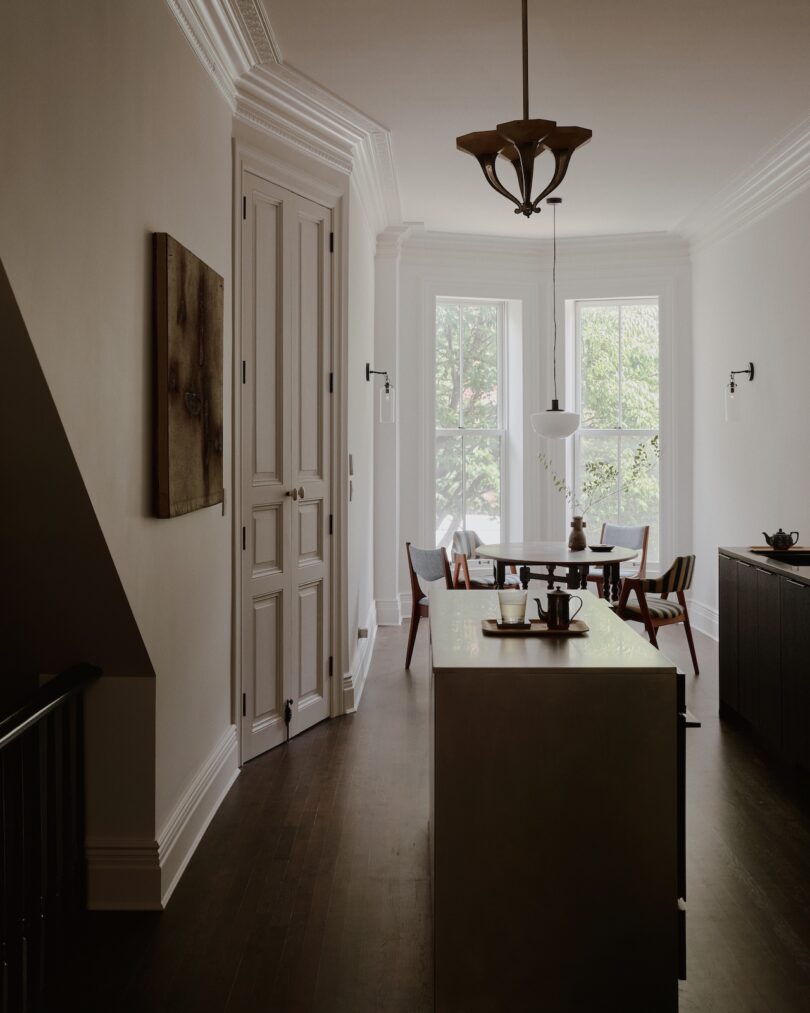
[429,589,689,1013]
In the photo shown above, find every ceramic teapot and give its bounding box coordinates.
[534,589,583,630]
[763,528,799,550]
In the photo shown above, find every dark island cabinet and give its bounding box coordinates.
[781,578,810,771]
[718,554,739,710]
[719,550,810,774]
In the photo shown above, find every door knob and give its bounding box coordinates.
[286,488,298,500]
[297,486,305,500]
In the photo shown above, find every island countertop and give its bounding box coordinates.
[719,546,810,587]
[429,587,677,675]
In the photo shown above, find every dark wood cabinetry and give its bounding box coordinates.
[719,549,809,774]
[781,577,810,772]
[718,553,739,710]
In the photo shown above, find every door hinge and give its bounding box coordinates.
[242,692,246,717]
[329,231,334,253]
[242,360,246,385]
[242,195,246,220]
[242,526,246,551]
[329,514,333,535]
[329,372,334,394]
[328,656,333,678]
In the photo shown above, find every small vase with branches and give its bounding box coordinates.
[539,435,659,549]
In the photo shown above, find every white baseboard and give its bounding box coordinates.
[84,837,161,910]
[344,604,378,712]
[688,598,719,641]
[86,725,239,910]
[399,592,413,620]
[375,596,402,626]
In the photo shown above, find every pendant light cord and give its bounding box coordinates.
[552,199,558,402]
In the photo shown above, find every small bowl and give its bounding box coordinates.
[589,544,614,553]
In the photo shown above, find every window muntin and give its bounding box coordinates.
[574,298,660,562]
[435,299,505,548]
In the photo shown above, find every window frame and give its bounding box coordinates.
[434,297,508,549]
[571,296,661,564]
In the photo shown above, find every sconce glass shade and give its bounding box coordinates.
[379,384,396,424]
[530,404,579,438]
[724,382,740,423]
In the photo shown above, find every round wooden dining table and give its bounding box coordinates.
[476,542,639,602]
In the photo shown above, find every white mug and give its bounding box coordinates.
[498,589,528,625]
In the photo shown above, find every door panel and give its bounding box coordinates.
[241,172,332,761]
[289,197,331,736]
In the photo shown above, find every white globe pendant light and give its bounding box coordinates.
[530,197,579,439]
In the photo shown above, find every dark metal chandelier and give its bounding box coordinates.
[456,0,592,218]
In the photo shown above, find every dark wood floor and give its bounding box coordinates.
[55,616,810,1012]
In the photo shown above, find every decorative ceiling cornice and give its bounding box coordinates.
[165,0,402,234]
[400,230,690,270]
[678,116,810,252]
[232,0,281,64]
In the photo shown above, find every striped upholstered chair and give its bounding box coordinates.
[451,530,520,590]
[613,555,699,674]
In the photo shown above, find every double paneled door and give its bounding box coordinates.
[241,171,332,762]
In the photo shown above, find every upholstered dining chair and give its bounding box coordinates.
[588,522,650,598]
[613,554,699,674]
[451,530,520,590]
[405,542,453,669]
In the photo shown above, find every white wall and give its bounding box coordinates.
[388,233,692,611]
[347,180,377,674]
[691,186,810,621]
[0,0,234,900]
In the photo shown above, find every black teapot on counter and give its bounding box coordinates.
[763,528,800,550]
[534,589,583,630]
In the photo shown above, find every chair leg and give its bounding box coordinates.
[682,616,700,676]
[646,621,659,648]
[405,610,421,669]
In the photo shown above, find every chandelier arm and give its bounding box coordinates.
[531,150,573,210]
[476,153,523,211]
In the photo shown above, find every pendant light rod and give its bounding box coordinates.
[522,0,529,120]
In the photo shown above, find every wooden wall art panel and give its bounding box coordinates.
[154,233,224,517]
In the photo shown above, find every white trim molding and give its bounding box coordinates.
[686,598,719,642]
[166,0,402,234]
[343,605,378,713]
[86,726,239,910]
[376,597,403,627]
[678,115,810,251]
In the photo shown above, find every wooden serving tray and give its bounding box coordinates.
[481,619,589,637]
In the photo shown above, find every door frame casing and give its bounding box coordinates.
[231,140,349,765]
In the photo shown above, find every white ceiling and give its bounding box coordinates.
[262,0,810,238]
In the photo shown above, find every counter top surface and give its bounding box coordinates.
[429,589,677,674]
[719,547,810,586]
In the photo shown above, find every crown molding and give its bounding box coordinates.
[166,1,402,233]
[678,116,810,252]
[401,229,689,272]
[231,0,281,65]
[234,64,401,232]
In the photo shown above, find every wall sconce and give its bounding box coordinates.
[725,362,754,422]
[366,363,395,423]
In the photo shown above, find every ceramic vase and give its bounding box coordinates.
[568,515,587,551]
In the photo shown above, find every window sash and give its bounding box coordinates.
[572,297,660,559]
[434,298,507,546]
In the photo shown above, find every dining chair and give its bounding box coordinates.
[613,554,699,674]
[588,522,650,597]
[451,530,520,589]
[405,542,453,669]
